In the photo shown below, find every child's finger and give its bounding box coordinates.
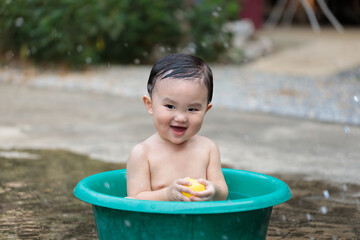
[190,195,209,202]
[196,178,208,186]
[177,178,191,186]
[176,184,194,196]
[178,192,191,202]
[192,190,211,198]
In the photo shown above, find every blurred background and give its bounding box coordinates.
[1,1,360,239]
[1,0,359,67]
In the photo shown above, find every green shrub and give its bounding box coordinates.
[0,0,239,66]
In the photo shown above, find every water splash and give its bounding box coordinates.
[344,126,351,134]
[323,190,330,199]
[306,213,312,221]
[354,95,359,103]
[221,234,229,240]
[320,206,328,214]
[124,219,131,228]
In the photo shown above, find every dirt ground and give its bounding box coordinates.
[0,149,359,239]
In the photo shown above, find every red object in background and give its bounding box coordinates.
[240,0,263,29]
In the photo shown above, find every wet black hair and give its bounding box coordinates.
[147,54,213,103]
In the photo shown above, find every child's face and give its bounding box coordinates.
[144,78,212,145]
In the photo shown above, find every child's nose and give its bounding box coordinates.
[174,111,188,123]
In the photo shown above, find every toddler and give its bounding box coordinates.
[126,54,228,201]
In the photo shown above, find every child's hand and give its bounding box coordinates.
[190,179,216,201]
[166,178,194,202]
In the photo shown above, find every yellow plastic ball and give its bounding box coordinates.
[181,178,206,198]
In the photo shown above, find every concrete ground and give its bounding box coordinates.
[1,27,360,185]
[247,27,360,77]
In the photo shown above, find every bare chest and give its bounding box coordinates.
[148,148,210,191]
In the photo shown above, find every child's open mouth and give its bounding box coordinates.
[171,126,187,136]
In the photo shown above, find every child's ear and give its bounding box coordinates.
[206,103,213,112]
[143,95,153,115]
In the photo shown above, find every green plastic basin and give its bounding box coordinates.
[74,168,291,240]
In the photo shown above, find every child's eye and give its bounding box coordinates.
[165,104,175,109]
[188,108,198,112]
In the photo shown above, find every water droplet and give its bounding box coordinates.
[354,95,359,102]
[281,214,286,222]
[183,42,196,54]
[159,46,166,53]
[85,57,92,64]
[320,206,327,214]
[104,182,110,189]
[15,17,24,27]
[306,213,312,221]
[344,126,351,134]
[124,219,131,227]
[212,11,219,18]
[323,190,330,199]
[134,58,140,64]
[76,45,83,52]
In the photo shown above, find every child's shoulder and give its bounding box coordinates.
[194,135,218,149]
[130,134,157,155]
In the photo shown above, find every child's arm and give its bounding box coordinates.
[192,140,228,201]
[126,143,193,201]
